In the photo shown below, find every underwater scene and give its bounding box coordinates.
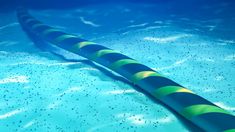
[0,0,235,131]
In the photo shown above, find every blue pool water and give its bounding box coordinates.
[0,0,235,131]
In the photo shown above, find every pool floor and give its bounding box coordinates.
[0,2,235,131]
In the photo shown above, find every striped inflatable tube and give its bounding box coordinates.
[17,7,235,131]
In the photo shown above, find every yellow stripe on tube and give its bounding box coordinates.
[224,129,235,132]
[69,41,96,53]
[109,59,139,70]
[90,49,119,60]
[131,71,162,84]
[79,41,96,48]
[54,34,77,43]
[42,28,61,36]
[181,104,231,119]
[153,86,194,99]
[71,41,96,50]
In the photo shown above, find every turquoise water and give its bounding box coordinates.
[1,1,235,131]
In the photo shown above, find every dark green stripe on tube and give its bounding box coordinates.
[17,8,235,131]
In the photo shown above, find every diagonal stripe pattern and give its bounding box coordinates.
[16,7,235,131]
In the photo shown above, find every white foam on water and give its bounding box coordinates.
[154,21,163,24]
[0,22,19,30]
[154,116,173,124]
[116,113,146,125]
[23,120,35,128]
[47,101,61,109]
[0,51,9,55]
[80,17,101,27]
[46,62,82,66]
[53,25,66,30]
[205,25,217,31]
[0,41,18,46]
[117,113,174,125]
[0,75,29,84]
[0,50,82,66]
[127,23,148,28]
[143,34,192,44]
[214,75,224,81]
[195,57,215,62]
[153,57,190,71]
[214,102,235,111]
[103,89,136,95]
[136,25,169,32]
[79,67,99,71]
[0,108,25,120]
[224,54,235,61]
[127,114,146,125]
[0,51,40,59]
